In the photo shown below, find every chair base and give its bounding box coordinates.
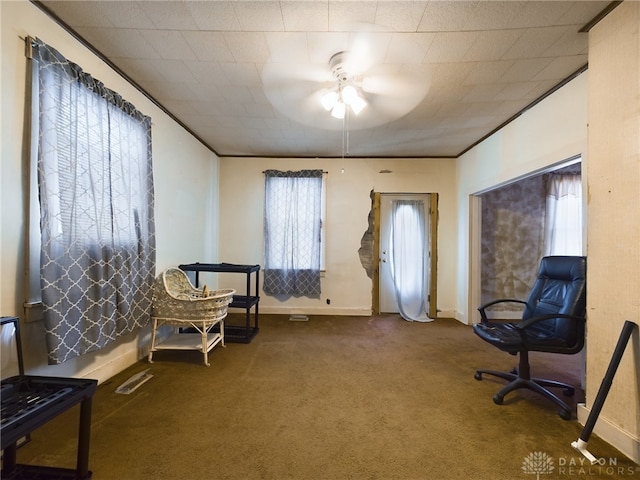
[474,362,576,420]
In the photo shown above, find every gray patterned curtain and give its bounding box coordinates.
[33,38,156,364]
[263,170,322,296]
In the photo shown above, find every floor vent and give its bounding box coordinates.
[289,314,309,322]
[115,369,153,394]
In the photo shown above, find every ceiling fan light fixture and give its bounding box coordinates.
[350,95,367,115]
[331,101,346,119]
[341,85,358,104]
[321,51,370,119]
[321,90,339,111]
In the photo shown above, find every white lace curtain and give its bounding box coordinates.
[544,174,583,256]
[390,200,432,322]
[263,170,322,297]
[32,38,156,364]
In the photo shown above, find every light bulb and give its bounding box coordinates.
[350,95,367,115]
[341,85,358,105]
[331,101,346,119]
[321,90,339,111]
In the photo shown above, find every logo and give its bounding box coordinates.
[522,451,555,479]
[521,451,640,477]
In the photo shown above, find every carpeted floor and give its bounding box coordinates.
[10,315,638,479]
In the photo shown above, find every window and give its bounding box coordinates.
[263,170,324,296]
[28,37,156,364]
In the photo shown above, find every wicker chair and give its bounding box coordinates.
[148,267,235,366]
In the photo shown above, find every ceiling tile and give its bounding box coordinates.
[183,60,229,85]
[42,1,116,28]
[281,1,328,31]
[219,63,262,86]
[463,30,523,62]
[224,32,271,63]
[374,1,428,31]
[138,30,198,61]
[424,31,479,63]
[36,0,612,158]
[265,32,310,63]
[502,26,570,60]
[74,27,160,59]
[499,58,555,83]
[232,1,285,31]
[136,1,199,30]
[386,33,431,64]
[492,82,539,101]
[329,1,378,29]
[110,57,163,83]
[152,59,199,84]
[92,1,155,29]
[462,1,526,30]
[543,26,589,57]
[305,32,351,63]
[556,1,612,25]
[182,31,234,63]
[159,99,199,116]
[462,84,506,103]
[533,56,587,81]
[463,61,515,85]
[417,1,479,32]
[509,1,573,28]
[185,1,241,31]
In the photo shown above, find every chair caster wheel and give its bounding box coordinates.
[559,409,572,420]
[493,394,504,405]
[563,387,575,397]
[474,372,483,380]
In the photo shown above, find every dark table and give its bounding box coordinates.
[1,375,98,479]
[179,263,261,343]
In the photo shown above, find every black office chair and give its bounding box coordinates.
[473,256,586,420]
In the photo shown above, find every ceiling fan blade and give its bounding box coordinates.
[261,22,431,132]
[262,62,332,85]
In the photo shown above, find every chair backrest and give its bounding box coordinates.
[522,256,586,350]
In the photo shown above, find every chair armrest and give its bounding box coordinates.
[516,313,586,331]
[478,299,526,322]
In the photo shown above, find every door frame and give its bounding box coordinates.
[372,192,438,317]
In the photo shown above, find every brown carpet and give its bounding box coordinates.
[12,315,638,479]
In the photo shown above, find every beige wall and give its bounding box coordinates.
[218,156,457,317]
[1,0,219,382]
[582,1,640,462]
[456,72,589,324]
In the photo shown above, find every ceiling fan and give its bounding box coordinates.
[261,25,431,132]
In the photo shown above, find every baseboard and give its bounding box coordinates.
[435,309,456,319]
[576,403,640,465]
[257,307,462,318]
[258,306,371,316]
[80,349,141,385]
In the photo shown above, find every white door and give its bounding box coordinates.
[379,193,431,314]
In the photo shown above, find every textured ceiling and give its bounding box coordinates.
[35,1,614,158]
